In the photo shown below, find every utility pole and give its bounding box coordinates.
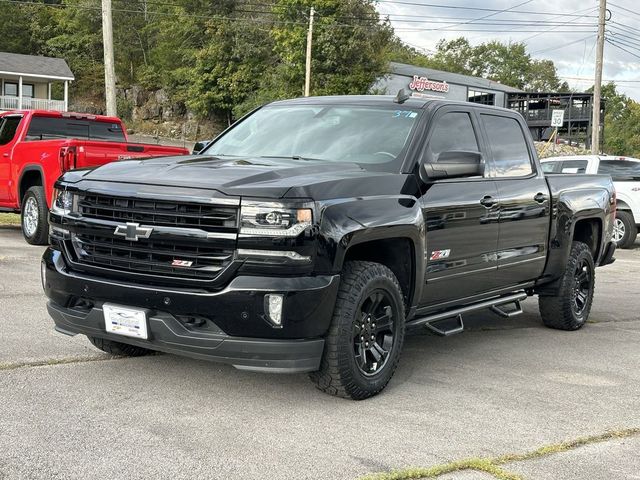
[591,0,607,154]
[102,0,117,117]
[304,7,315,97]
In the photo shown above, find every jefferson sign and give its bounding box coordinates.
[408,75,450,94]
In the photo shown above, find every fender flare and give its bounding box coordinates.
[17,164,46,208]
[318,195,426,309]
[537,187,611,293]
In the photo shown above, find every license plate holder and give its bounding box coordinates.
[103,303,148,340]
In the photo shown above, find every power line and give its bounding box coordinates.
[433,0,534,32]
[563,79,640,84]
[530,34,597,55]
[606,36,640,54]
[519,6,598,42]
[393,26,595,33]
[608,2,640,19]
[606,38,640,61]
[374,0,601,17]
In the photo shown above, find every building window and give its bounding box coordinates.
[23,84,34,98]
[468,89,496,105]
[2,82,34,97]
[4,82,18,97]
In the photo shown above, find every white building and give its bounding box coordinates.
[0,52,74,112]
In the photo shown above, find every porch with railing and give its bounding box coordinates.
[0,95,67,112]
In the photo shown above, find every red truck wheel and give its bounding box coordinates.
[21,186,49,246]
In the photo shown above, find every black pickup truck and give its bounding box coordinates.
[43,95,616,399]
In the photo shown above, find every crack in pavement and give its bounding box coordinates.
[0,354,120,371]
[358,428,640,480]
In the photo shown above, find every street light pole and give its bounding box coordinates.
[102,0,117,117]
[591,0,607,154]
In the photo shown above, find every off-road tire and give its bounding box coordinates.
[613,210,637,249]
[309,261,406,400]
[88,336,152,357]
[21,186,49,245]
[539,241,595,331]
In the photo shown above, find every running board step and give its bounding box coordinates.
[490,300,523,318]
[407,291,528,336]
[424,314,464,336]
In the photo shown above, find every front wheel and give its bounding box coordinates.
[309,261,406,400]
[21,186,49,245]
[539,241,595,331]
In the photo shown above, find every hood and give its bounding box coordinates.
[62,155,404,199]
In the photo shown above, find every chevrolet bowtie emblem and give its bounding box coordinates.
[114,222,153,241]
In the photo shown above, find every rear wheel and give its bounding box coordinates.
[539,241,595,331]
[310,261,406,400]
[612,210,637,249]
[21,186,49,245]
[87,336,152,357]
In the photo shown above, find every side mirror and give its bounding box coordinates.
[421,150,483,180]
[192,141,209,155]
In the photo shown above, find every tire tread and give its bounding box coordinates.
[309,261,405,400]
[539,241,594,331]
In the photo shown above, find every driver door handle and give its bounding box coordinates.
[480,195,497,208]
[534,192,548,203]
[2,153,8,157]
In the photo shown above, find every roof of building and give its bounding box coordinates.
[0,52,74,81]
[388,62,523,94]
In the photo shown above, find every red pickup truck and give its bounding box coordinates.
[0,110,189,244]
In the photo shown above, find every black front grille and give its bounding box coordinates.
[70,233,234,280]
[77,193,238,232]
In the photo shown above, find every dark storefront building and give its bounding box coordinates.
[374,62,604,149]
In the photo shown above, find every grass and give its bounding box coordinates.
[359,428,640,480]
[0,213,20,226]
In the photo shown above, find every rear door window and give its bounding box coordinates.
[560,160,588,174]
[0,116,22,145]
[597,160,640,180]
[481,114,534,177]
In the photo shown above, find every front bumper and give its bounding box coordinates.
[43,248,340,373]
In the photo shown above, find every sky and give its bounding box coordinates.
[375,0,640,100]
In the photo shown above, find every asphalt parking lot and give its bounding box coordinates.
[1,226,639,480]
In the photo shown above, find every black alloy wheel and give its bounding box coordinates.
[353,291,396,377]
[571,257,593,317]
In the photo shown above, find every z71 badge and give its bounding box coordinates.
[430,249,451,261]
[171,260,193,267]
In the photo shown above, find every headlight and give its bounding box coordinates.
[240,201,313,237]
[51,188,75,216]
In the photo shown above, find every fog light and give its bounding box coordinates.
[265,294,284,327]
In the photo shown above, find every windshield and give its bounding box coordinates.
[204,104,420,170]
[598,160,640,180]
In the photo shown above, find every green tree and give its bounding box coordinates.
[267,0,393,98]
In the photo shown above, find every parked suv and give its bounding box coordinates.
[541,155,640,248]
[43,96,616,399]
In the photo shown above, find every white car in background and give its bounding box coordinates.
[541,155,640,249]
